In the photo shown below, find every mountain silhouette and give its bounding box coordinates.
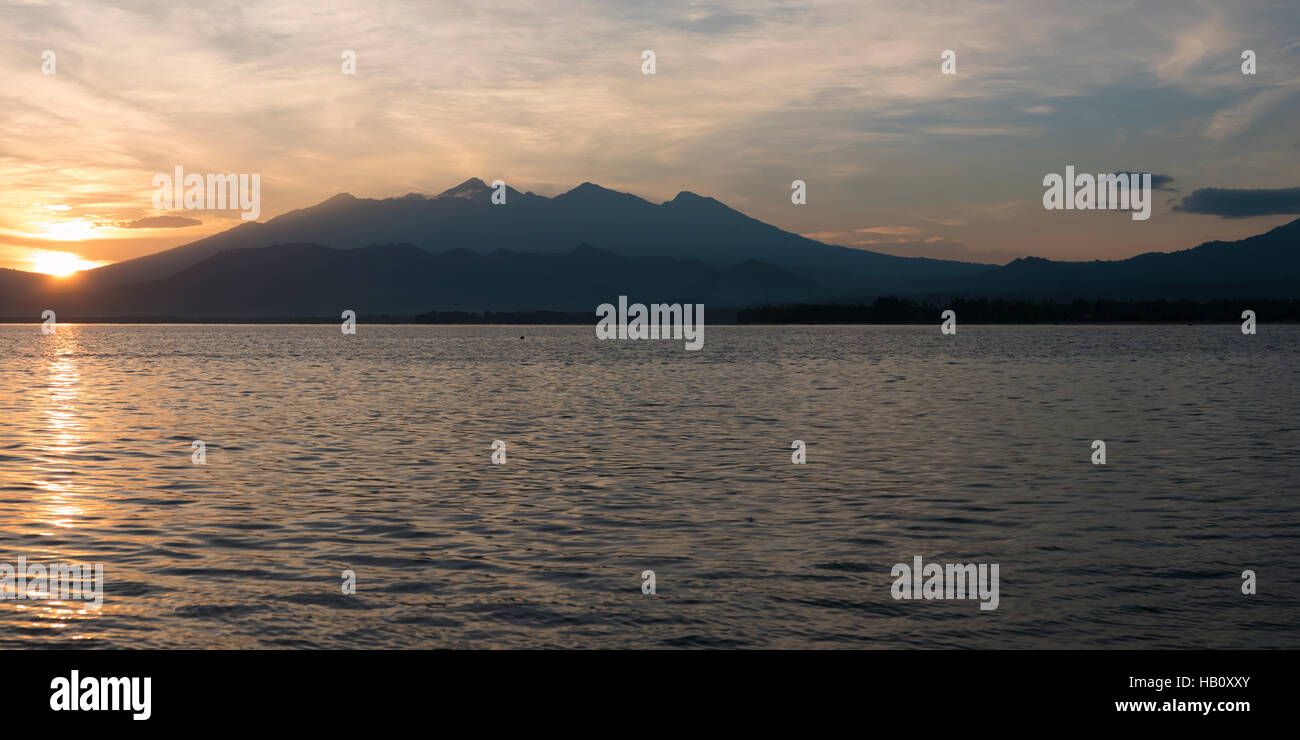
[82,179,990,288]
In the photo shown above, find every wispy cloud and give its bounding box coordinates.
[119,215,202,229]
[854,225,925,236]
[1204,88,1296,139]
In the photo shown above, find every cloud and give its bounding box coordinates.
[848,237,1015,265]
[1150,174,1177,192]
[119,215,202,229]
[798,231,843,243]
[1173,187,1300,218]
[854,225,924,236]
[679,9,756,34]
[1204,89,1295,139]
[1113,173,1177,192]
[1153,10,1229,83]
[920,217,965,227]
[921,125,1029,137]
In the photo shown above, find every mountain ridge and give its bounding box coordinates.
[25,242,826,317]
[80,179,993,288]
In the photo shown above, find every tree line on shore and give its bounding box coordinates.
[735,297,1300,323]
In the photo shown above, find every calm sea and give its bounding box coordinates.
[0,324,1296,648]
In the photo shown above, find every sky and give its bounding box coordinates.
[2,0,1299,274]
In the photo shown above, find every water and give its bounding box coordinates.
[0,324,1296,648]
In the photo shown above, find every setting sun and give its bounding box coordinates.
[26,250,107,277]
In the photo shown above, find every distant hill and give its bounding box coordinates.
[0,267,50,307]
[738,297,1300,323]
[948,218,1300,300]
[17,243,830,317]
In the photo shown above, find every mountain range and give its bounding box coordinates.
[2,178,1298,318]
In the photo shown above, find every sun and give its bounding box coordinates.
[27,250,107,277]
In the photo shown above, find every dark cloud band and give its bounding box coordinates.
[1113,173,1176,191]
[1174,187,1300,218]
[122,215,202,229]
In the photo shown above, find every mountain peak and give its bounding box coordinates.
[437,178,491,200]
[669,190,712,204]
[555,181,651,206]
[263,191,359,226]
[433,177,533,203]
[666,190,735,214]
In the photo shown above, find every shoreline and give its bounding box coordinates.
[4,320,1298,326]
